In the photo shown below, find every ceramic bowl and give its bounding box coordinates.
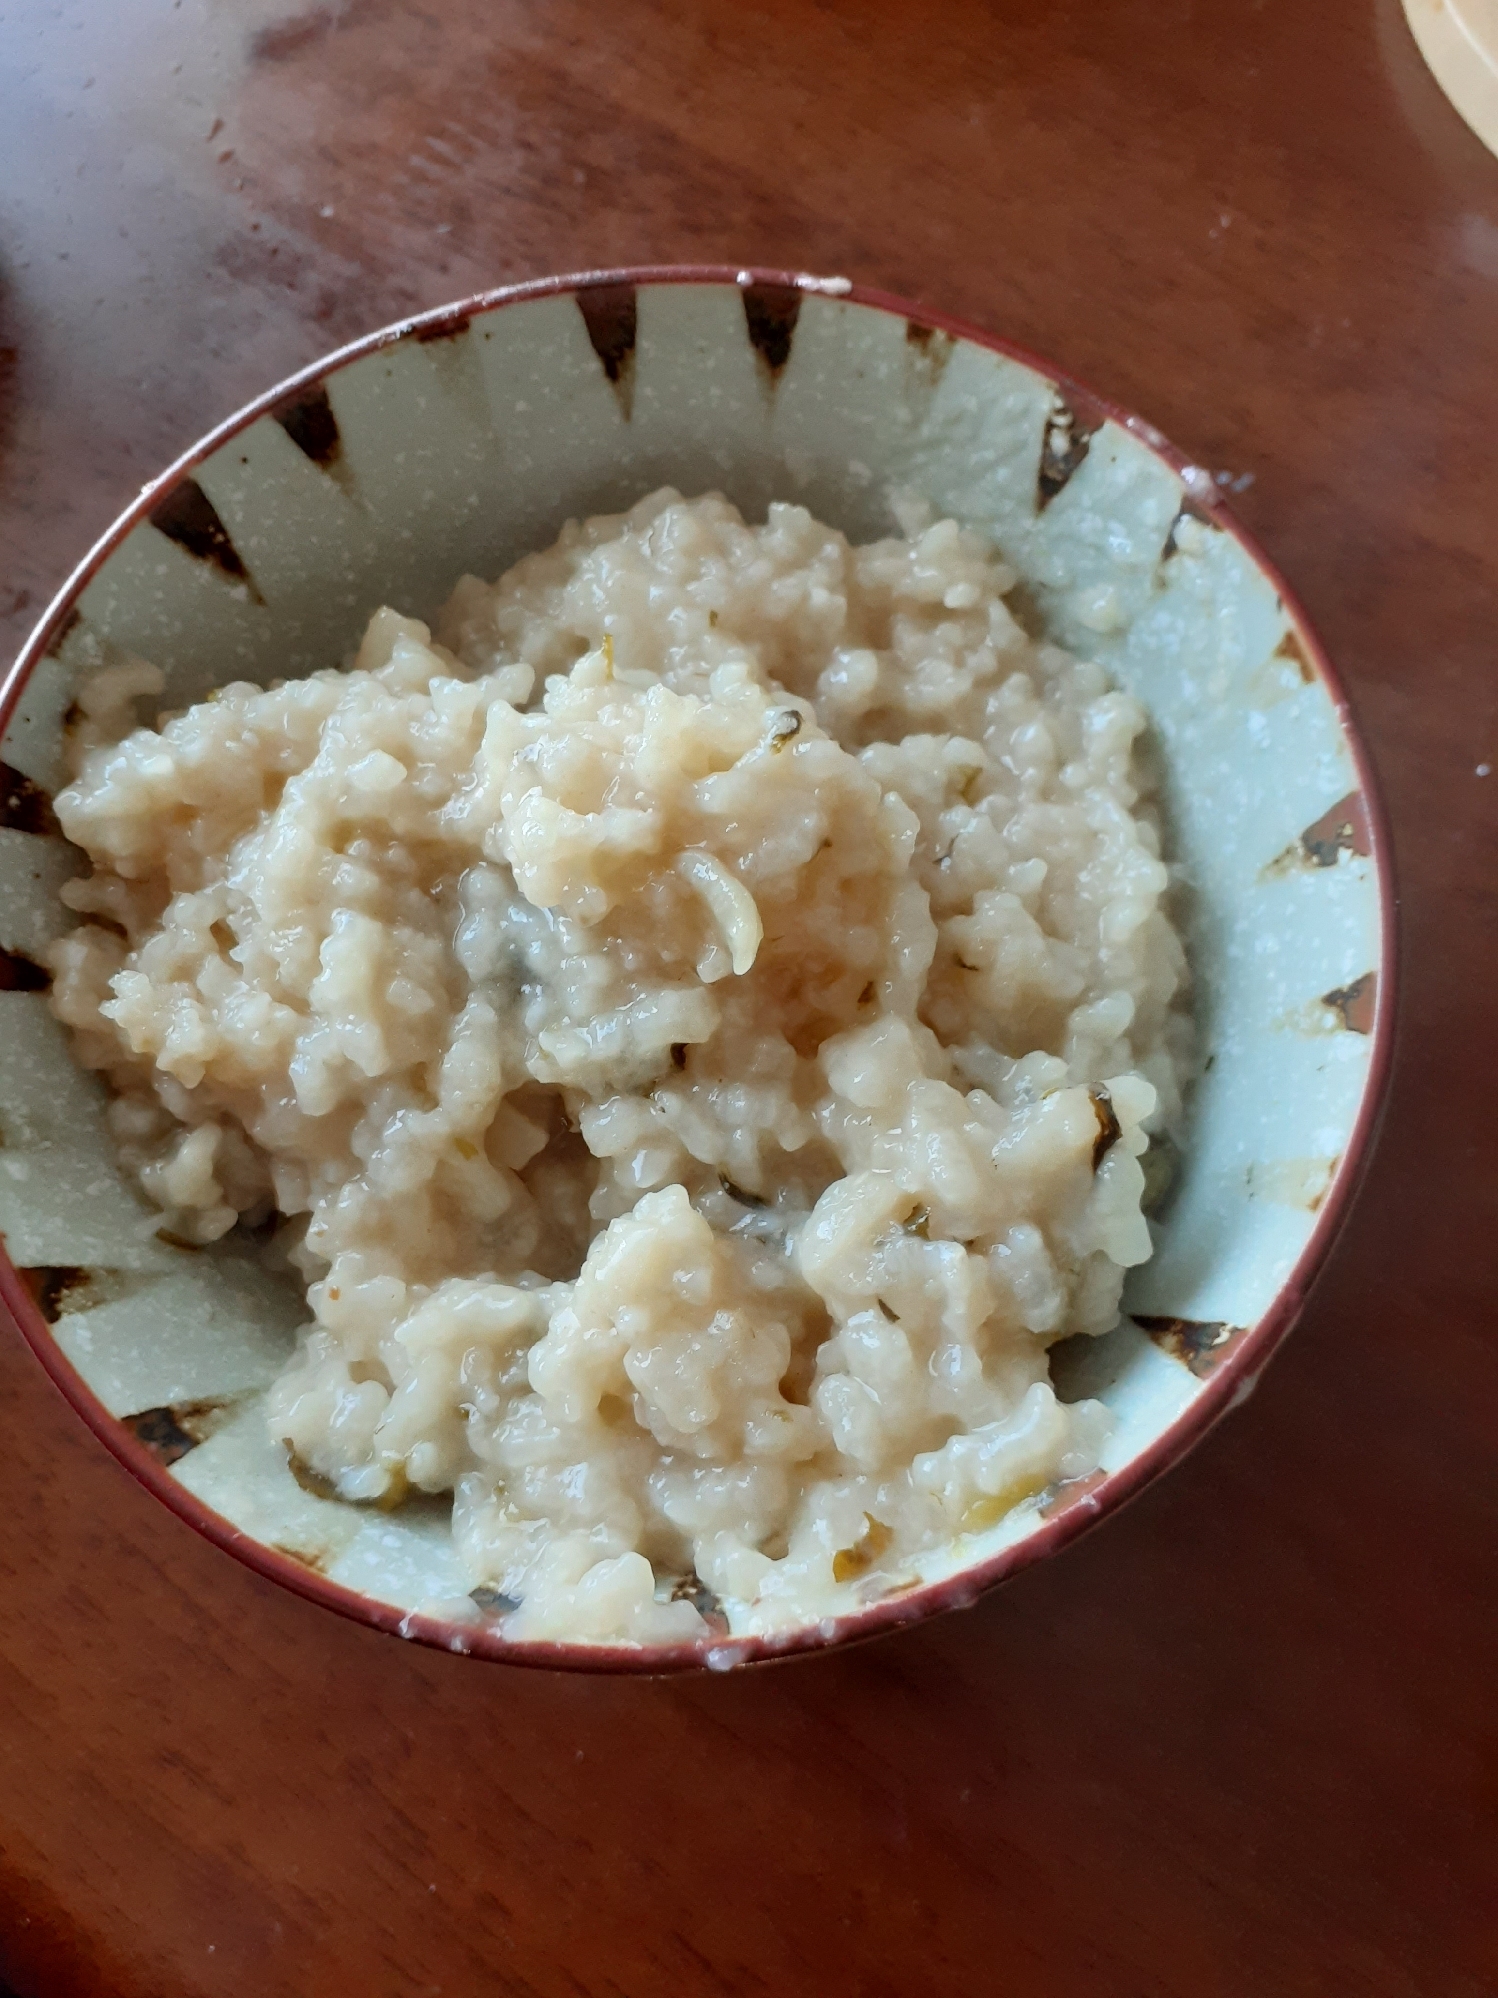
[0,268,1394,1672]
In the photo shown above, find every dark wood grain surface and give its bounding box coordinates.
[2,3,1495,1993]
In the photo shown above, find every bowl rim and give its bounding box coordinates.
[0,263,1399,1675]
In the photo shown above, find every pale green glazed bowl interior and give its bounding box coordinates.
[0,270,1392,1670]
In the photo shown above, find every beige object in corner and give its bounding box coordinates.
[1404,0,1498,154]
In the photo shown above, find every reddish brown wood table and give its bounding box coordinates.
[2,3,1495,1992]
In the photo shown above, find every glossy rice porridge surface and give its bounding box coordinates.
[47,488,1189,1643]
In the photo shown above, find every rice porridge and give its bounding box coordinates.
[48,489,1190,1644]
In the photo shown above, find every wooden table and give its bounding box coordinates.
[2,3,1494,1992]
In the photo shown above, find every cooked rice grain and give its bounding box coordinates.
[49,489,1189,1642]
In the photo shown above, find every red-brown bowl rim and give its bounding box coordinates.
[0,264,1398,1675]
